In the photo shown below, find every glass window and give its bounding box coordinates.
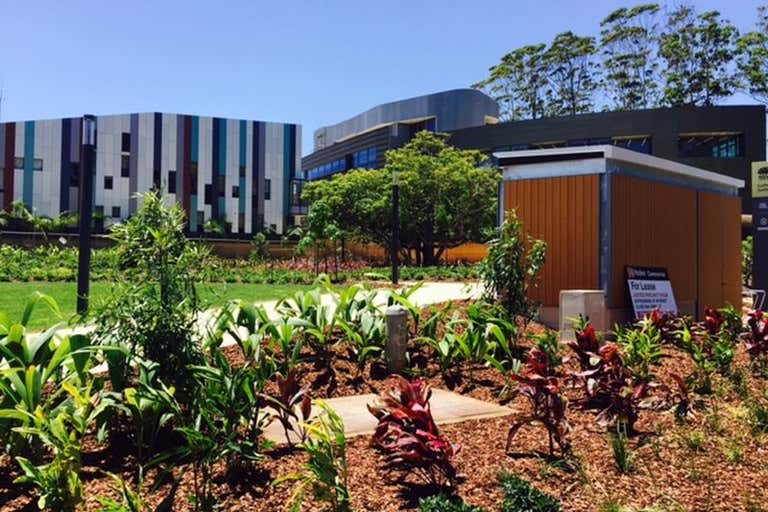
[264,179,271,200]
[168,171,177,194]
[678,133,743,158]
[33,159,43,171]
[368,147,377,164]
[121,133,131,153]
[196,211,205,230]
[112,206,121,218]
[239,165,246,177]
[204,184,212,205]
[190,162,198,186]
[104,176,113,190]
[612,136,652,154]
[13,157,23,169]
[121,155,130,177]
[232,185,239,198]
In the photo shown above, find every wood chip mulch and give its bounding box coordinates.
[3,313,768,511]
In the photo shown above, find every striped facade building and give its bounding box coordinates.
[0,113,303,235]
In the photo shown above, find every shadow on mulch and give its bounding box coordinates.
[396,481,464,509]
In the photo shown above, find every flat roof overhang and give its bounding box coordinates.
[493,145,744,192]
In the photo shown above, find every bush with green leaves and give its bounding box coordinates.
[480,210,546,320]
[94,190,204,401]
[498,472,561,512]
[419,494,487,512]
[276,400,352,512]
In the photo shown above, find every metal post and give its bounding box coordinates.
[385,305,408,374]
[391,171,400,285]
[77,115,96,315]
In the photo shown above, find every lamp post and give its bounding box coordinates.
[391,169,400,285]
[77,115,96,314]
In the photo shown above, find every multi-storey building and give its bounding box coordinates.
[0,113,303,234]
[449,105,767,214]
[302,89,500,180]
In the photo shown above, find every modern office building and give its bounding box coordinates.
[0,113,303,235]
[302,89,499,180]
[449,105,766,214]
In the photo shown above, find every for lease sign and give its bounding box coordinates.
[626,266,678,318]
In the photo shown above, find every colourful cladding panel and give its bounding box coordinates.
[610,174,697,311]
[697,191,742,314]
[3,124,15,210]
[23,121,34,207]
[503,175,600,307]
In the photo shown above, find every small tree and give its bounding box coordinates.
[480,211,546,320]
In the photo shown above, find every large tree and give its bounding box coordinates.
[659,5,740,106]
[737,5,768,105]
[302,132,500,266]
[600,3,661,110]
[545,31,600,116]
[472,44,549,121]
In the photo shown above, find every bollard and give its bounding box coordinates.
[385,305,408,374]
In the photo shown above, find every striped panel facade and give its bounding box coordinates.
[0,113,301,235]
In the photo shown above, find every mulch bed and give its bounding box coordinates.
[3,307,768,511]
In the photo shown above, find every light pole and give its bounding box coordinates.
[391,169,400,285]
[77,115,96,314]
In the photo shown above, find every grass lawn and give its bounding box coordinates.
[0,281,309,330]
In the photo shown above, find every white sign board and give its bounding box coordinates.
[626,266,678,318]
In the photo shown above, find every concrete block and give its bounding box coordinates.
[559,290,609,341]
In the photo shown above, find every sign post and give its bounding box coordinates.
[752,162,768,309]
[626,266,678,319]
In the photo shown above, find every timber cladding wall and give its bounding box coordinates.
[503,175,600,307]
[609,175,698,311]
[698,191,742,313]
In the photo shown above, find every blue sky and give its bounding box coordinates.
[1,0,764,154]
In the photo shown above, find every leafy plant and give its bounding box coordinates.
[563,315,600,371]
[669,374,696,422]
[112,360,181,469]
[610,423,633,474]
[419,494,486,512]
[498,471,561,512]
[507,348,571,456]
[745,310,768,372]
[96,471,178,512]
[260,369,312,447]
[616,317,663,382]
[368,376,458,486]
[577,342,647,432]
[276,400,352,512]
[480,210,546,320]
[533,330,563,372]
[96,190,205,402]
[677,324,716,394]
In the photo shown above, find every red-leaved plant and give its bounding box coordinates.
[746,310,768,363]
[260,369,312,447]
[507,347,572,456]
[580,342,648,432]
[367,376,458,486]
[563,315,600,371]
[649,307,689,345]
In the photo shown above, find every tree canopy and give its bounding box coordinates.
[473,2,761,116]
[301,132,499,266]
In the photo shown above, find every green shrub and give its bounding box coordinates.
[419,494,487,512]
[499,472,561,512]
[480,210,546,319]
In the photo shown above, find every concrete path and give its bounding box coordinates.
[263,388,511,444]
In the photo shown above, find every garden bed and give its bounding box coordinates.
[3,310,768,511]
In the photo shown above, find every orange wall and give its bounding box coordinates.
[698,191,742,313]
[504,175,600,307]
[347,242,488,264]
[609,175,698,309]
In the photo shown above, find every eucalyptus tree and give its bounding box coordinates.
[472,44,550,121]
[545,31,600,116]
[659,5,740,106]
[737,5,768,105]
[600,3,661,110]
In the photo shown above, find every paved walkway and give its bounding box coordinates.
[263,388,511,444]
